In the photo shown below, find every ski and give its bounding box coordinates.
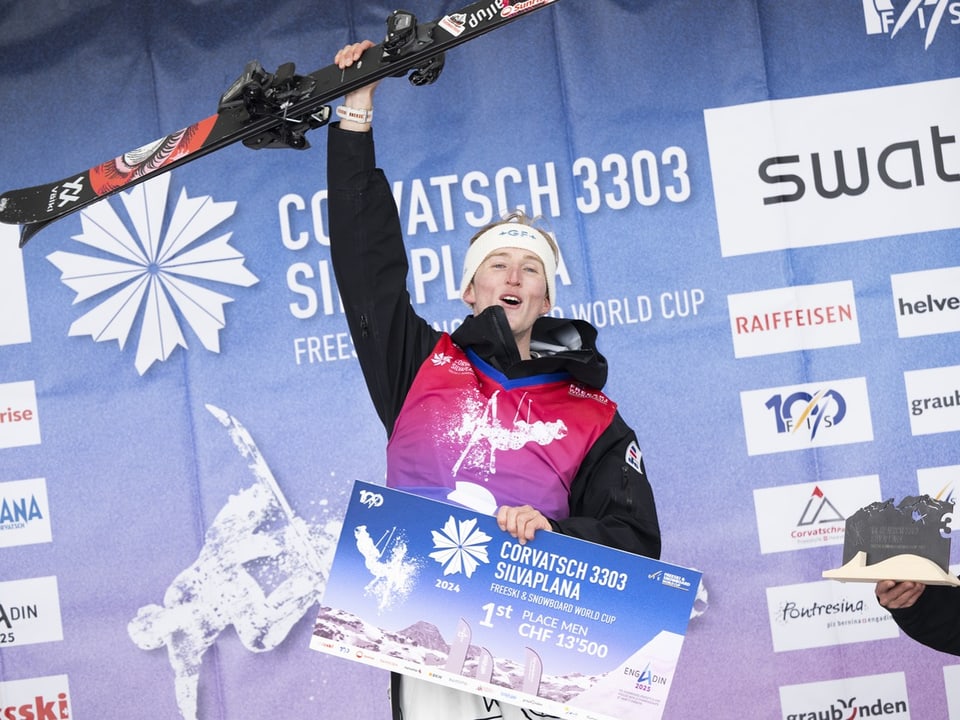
[0,0,559,248]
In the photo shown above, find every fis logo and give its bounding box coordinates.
[740,378,873,456]
[862,0,959,49]
[767,388,846,441]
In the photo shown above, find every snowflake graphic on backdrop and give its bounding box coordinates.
[428,515,492,578]
[46,173,258,375]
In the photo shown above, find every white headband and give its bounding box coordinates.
[459,224,557,309]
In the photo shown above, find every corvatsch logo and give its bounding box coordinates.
[46,172,258,375]
[862,0,960,50]
[797,486,845,528]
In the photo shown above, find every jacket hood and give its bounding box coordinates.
[451,307,608,389]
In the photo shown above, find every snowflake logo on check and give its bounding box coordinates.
[47,172,258,375]
[429,515,491,578]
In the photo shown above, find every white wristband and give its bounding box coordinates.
[336,105,373,124]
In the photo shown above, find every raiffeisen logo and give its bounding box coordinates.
[46,172,258,375]
[863,0,960,50]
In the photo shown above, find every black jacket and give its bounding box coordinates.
[326,124,660,560]
[888,582,960,655]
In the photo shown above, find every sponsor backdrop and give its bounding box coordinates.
[0,1,958,718]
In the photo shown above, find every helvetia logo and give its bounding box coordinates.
[46,172,258,375]
[862,0,959,50]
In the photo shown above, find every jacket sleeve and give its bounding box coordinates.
[552,411,662,559]
[326,124,441,435]
[887,583,960,655]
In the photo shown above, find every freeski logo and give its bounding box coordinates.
[46,172,258,375]
[862,0,959,49]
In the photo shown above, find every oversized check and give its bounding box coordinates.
[310,482,701,720]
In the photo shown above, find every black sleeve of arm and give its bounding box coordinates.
[888,584,960,656]
[552,411,662,559]
[326,124,441,434]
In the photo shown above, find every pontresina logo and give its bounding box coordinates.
[0,380,41,450]
[863,0,960,50]
[704,77,960,257]
[904,364,960,435]
[0,576,63,647]
[740,377,874,455]
[891,265,960,337]
[779,672,909,720]
[0,223,31,346]
[728,281,860,357]
[0,674,71,720]
[0,478,52,548]
[753,475,881,554]
[46,171,258,375]
[766,580,896,652]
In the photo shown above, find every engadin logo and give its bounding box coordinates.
[740,377,874,455]
[891,265,960,338]
[0,576,63,648]
[0,380,41,450]
[0,224,31,346]
[863,0,960,50]
[0,478,52,548]
[704,77,960,257]
[46,172,258,375]
[779,672,909,720]
[0,674,72,720]
[753,475,881,554]
[728,281,860,358]
[766,579,896,652]
[904,364,960,435]
[917,464,958,504]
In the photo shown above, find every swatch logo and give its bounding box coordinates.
[704,77,960,257]
[0,224,30,346]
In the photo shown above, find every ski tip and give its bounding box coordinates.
[18,223,42,248]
